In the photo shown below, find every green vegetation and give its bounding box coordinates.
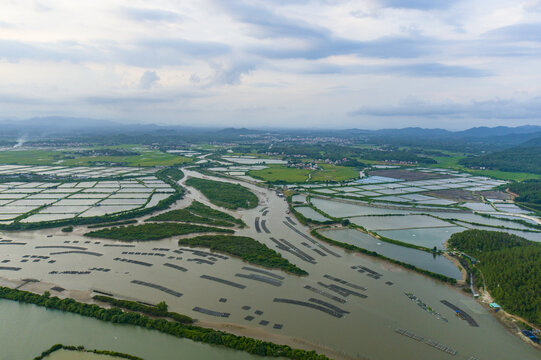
[507,179,541,212]
[249,165,312,183]
[0,146,191,167]
[61,226,73,233]
[185,178,258,209]
[0,287,328,360]
[149,201,245,227]
[34,344,143,360]
[87,220,138,229]
[448,230,541,326]
[255,143,435,164]
[93,295,193,324]
[459,146,541,175]
[248,164,358,184]
[178,235,307,275]
[158,167,185,182]
[312,228,457,284]
[85,223,233,241]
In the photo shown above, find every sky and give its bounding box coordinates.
[1,0,541,129]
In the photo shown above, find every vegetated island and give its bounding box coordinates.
[34,344,143,360]
[448,229,541,327]
[0,287,329,360]
[93,295,193,324]
[84,223,233,241]
[185,177,259,209]
[148,200,245,227]
[178,235,308,275]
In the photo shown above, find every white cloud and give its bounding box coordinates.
[0,0,540,128]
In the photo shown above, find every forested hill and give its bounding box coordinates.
[458,142,541,174]
[448,230,541,326]
[507,180,541,212]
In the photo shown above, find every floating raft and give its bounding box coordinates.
[103,244,136,247]
[273,298,343,318]
[269,237,316,264]
[285,216,297,225]
[36,245,87,250]
[242,266,284,280]
[395,328,458,355]
[131,280,182,297]
[440,300,479,327]
[324,274,366,291]
[0,266,21,271]
[163,263,188,272]
[318,282,367,299]
[236,273,282,287]
[114,257,153,267]
[200,275,246,289]
[260,219,270,234]
[352,265,382,279]
[308,297,349,314]
[282,221,341,257]
[50,250,103,257]
[304,285,346,304]
[121,251,166,257]
[193,306,229,318]
[187,258,215,265]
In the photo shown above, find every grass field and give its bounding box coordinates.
[429,154,541,181]
[248,165,312,182]
[311,163,359,182]
[0,146,192,167]
[248,164,359,183]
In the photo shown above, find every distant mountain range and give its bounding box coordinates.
[1,116,540,150]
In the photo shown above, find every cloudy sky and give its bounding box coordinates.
[1,0,541,129]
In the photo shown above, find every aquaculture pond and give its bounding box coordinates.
[294,206,330,222]
[376,227,468,249]
[322,228,462,279]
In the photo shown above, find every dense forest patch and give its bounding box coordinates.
[84,223,233,241]
[448,230,541,326]
[148,201,245,227]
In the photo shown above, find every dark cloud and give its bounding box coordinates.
[350,97,541,119]
[119,7,185,23]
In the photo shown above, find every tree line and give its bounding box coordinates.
[0,287,329,360]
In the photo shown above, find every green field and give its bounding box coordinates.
[0,146,192,167]
[248,165,312,182]
[248,164,359,183]
[429,154,541,181]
